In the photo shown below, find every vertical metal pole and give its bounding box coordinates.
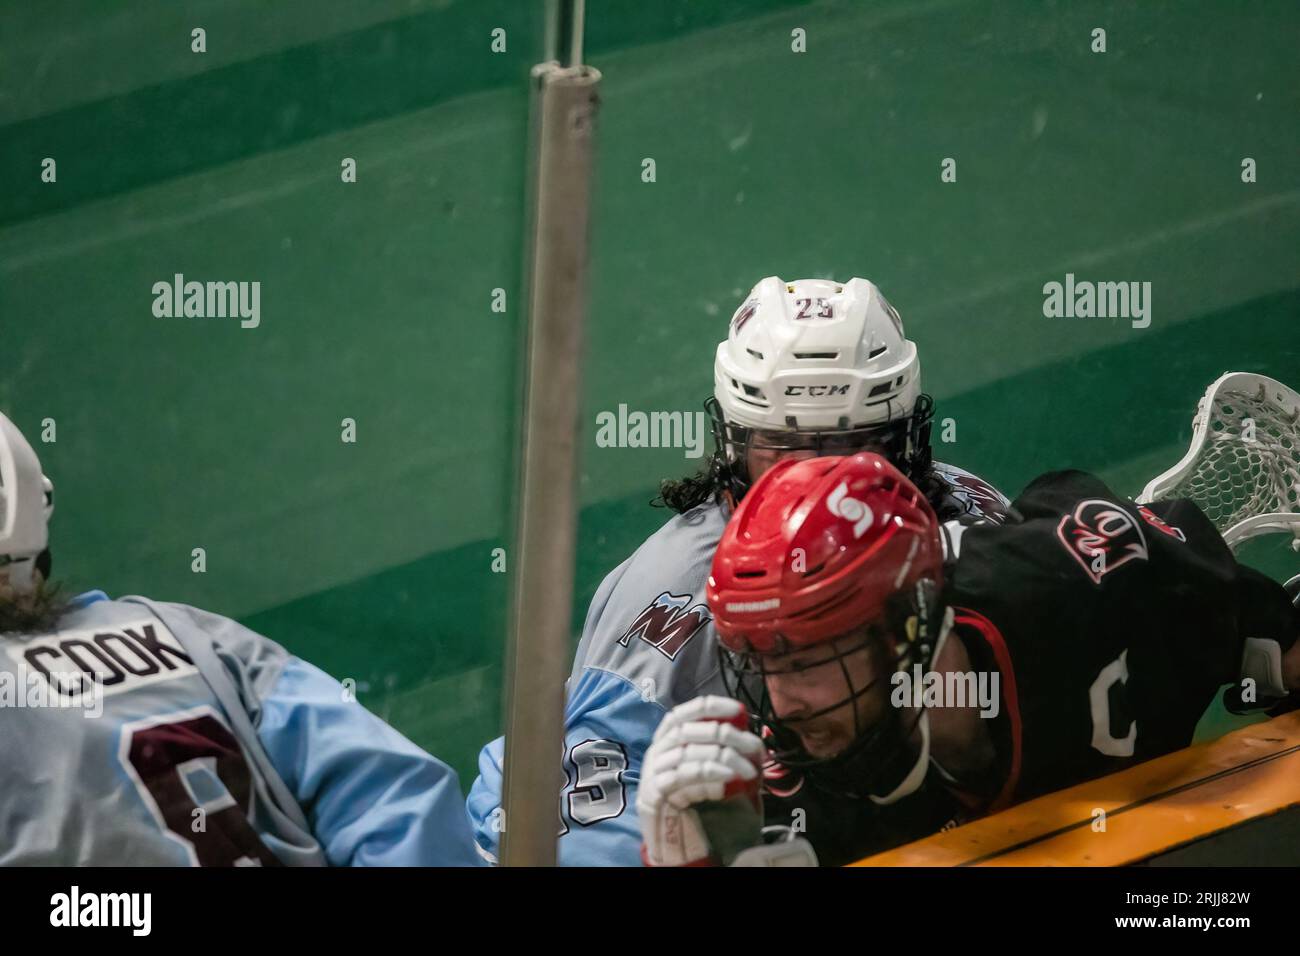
[500,29,600,866]
[545,0,586,67]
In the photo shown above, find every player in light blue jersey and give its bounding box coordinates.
[0,411,480,866]
[468,276,1011,865]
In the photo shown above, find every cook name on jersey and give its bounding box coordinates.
[3,620,198,703]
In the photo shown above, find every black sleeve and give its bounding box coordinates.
[1224,564,1299,712]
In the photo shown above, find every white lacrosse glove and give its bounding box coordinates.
[637,695,765,867]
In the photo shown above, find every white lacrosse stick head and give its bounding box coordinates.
[1138,372,1300,551]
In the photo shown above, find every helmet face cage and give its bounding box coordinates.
[706,394,935,503]
[719,629,889,769]
[718,580,947,795]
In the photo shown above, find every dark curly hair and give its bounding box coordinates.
[653,457,729,513]
[0,578,69,635]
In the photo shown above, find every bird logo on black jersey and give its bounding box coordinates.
[1055,499,1149,584]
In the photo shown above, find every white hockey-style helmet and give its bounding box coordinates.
[708,276,933,497]
[0,412,54,593]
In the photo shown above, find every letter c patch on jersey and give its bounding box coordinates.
[1056,499,1149,584]
[616,592,711,660]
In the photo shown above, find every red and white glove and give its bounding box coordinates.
[637,695,765,866]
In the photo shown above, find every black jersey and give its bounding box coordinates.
[758,470,1297,865]
[946,469,1294,806]
[761,759,963,868]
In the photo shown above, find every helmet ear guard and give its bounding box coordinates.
[705,396,750,505]
[902,576,950,675]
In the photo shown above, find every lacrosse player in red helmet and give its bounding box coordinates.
[637,454,1300,866]
[469,276,1010,865]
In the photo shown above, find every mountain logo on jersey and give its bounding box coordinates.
[948,473,1009,522]
[616,591,711,660]
[1137,504,1187,542]
[1056,499,1149,584]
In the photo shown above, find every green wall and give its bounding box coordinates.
[2,0,1296,782]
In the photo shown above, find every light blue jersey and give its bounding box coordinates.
[467,463,1012,865]
[0,591,481,866]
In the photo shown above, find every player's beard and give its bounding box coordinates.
[793,721,844,759]
[760,677,929,801]
[802,703,927,801]
[0,579,69,635]
[785,677,884,760]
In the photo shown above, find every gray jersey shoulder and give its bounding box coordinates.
[570,503,729,710]
[119,596,293,725]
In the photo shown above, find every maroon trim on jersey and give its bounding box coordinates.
[954,607,1022,813]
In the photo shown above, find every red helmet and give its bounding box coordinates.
[707,452,944,653]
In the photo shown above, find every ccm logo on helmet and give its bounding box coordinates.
[783,384,850,397]
[827,482,875,538]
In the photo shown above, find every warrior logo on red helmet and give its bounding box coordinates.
[617,592,711,661]
[1056,499,1149,584]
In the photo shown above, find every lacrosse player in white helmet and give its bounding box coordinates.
[670,276,1003,515]
[0,410,481,866]
[468,275,1011,865]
